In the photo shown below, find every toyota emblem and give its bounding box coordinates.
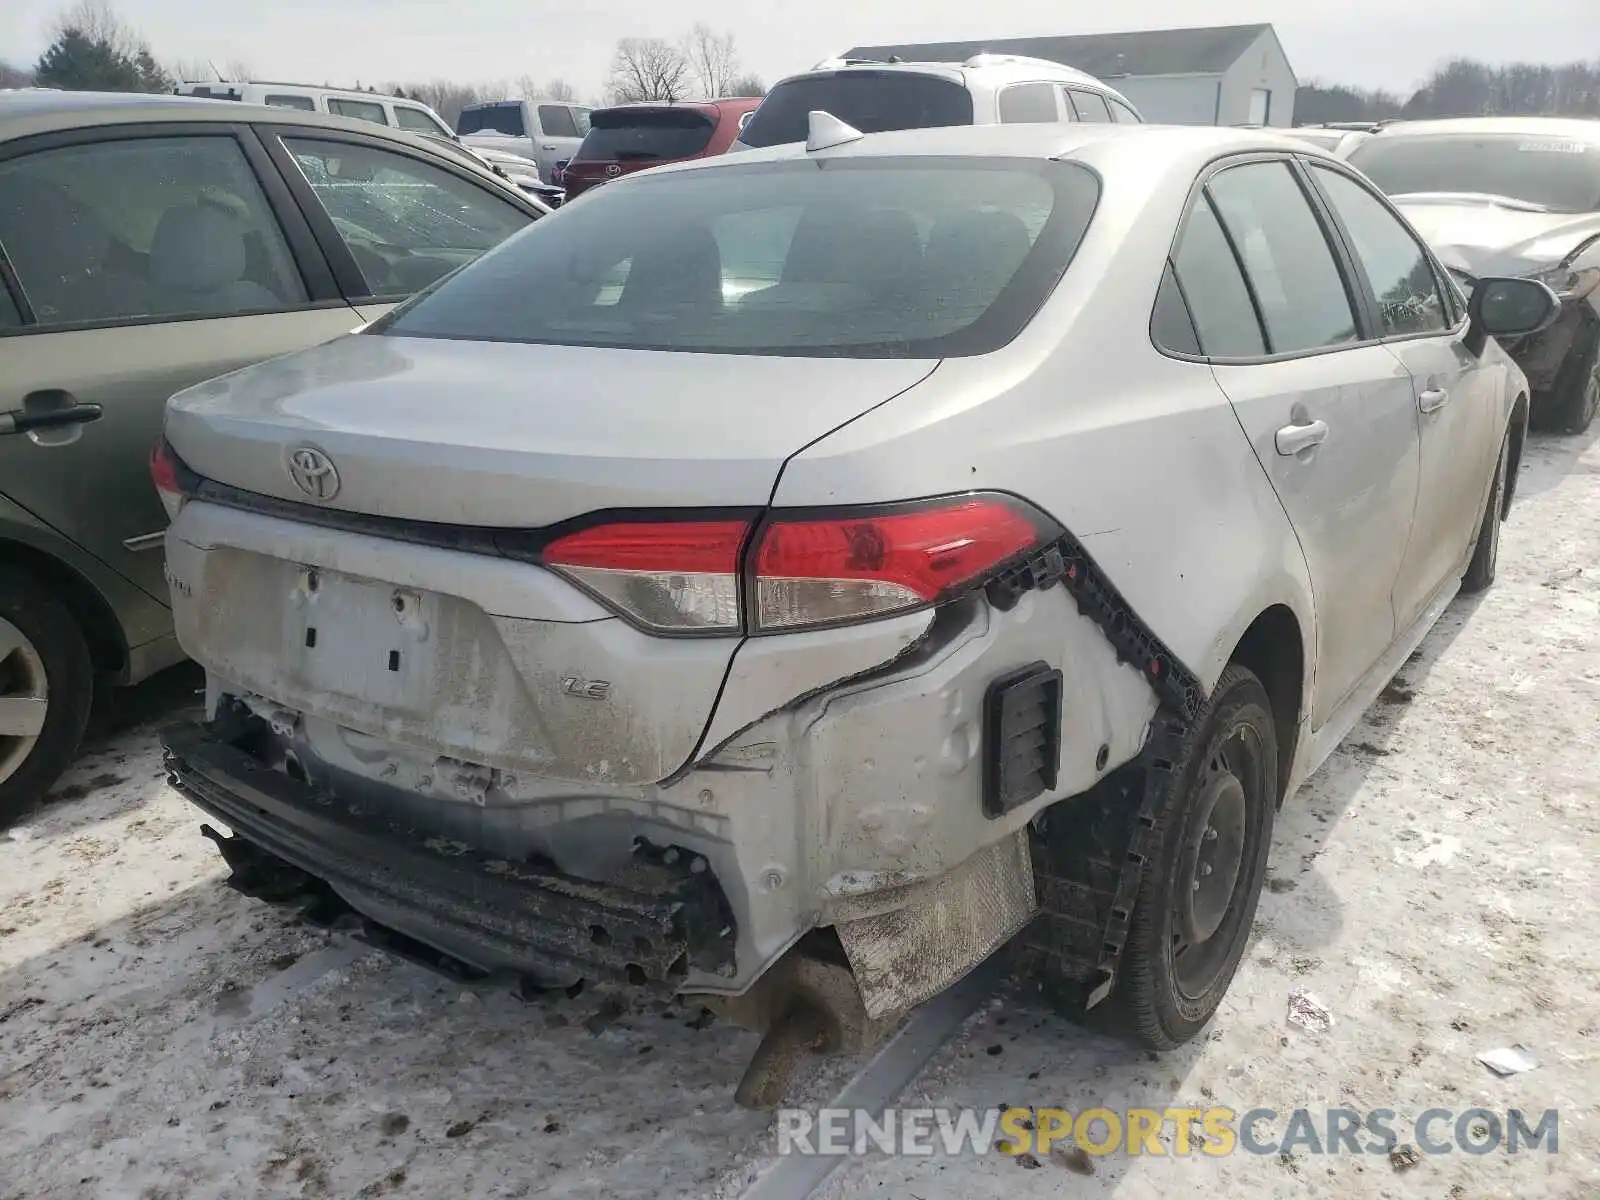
[605,163,622,177]
[286,446,340,502]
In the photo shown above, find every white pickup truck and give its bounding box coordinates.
[456,99,592,181]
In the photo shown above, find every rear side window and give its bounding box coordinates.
[538,105,581,138]
[395,106,448,135]
[328,98,388,126]
[0,134,307,327]
[1067,90,1112,123]
[265,94,316,111]
[738,72,974,148]
[575,109,717,162]
[1205,161,1359,354]
[999,83,1059,125]
[1169,196,1264,357]
[284,137,532,297]
[457,104,526,137]
[1109,97,1142,124]
[381,158,1099,358]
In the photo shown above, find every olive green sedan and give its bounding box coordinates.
[0,89,545,824]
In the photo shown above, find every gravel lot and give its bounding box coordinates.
[2,430,1597,1200]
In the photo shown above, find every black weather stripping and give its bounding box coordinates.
[982,662,1064,818]
[986,531,1205,722]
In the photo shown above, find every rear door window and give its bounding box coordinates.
[575,110,717,162]
[283,137,532,297]
[457,104,526,137]
[265,94,316,111]
[738,72,973,147]
[327,98,389,126]
[999,83,1060,125]
[0,134,307,326]
[1205,161,1360,354]
[1067,90,1113,122]
[537,105,581,138]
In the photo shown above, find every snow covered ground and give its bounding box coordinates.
[3,430,1597,1200]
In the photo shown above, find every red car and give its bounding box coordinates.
[562,98,762,199]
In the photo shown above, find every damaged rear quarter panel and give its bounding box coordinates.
[769,275,1316,732]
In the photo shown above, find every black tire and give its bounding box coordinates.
[1461,427,1510,595]
[1539,329,1599,435]
[1114,663,1278,1049]
[0,567,94,829]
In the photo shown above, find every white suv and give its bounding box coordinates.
[735,53,1142,151]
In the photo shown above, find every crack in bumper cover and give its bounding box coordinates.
[160,721,738,990]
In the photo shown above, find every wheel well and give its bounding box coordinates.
[1229,605,1303,806]
[0,539,126,676]
[1505,394,1528,516]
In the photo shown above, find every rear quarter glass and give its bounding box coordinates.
[377,156,1101,359]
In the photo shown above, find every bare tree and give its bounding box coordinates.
[607,37,689,103]
[515,73,541,100]
[50,0,140,57]
[727,74,765,98]
[388,79,489,126]
[223,58,253,82]
[682,22,738,97]
[544,77,577,101]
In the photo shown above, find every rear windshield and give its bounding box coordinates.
[378,157,1099,358]
[1348,133,1600,214]
[738,71,974,148]
[457,103,525,137]
[575,109,716,162]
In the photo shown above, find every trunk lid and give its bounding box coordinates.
[164,333,937,786]
[165,333,938,526]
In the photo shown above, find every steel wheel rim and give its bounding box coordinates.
[0,616,48,785]
[1171,725,1264,999]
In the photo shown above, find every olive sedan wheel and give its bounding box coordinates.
[0,568,94,829]
[1115,663,1278,1049]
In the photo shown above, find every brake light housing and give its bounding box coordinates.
[149,438,199,521]
[536,493,1061,636]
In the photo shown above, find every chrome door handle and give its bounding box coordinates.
[1275,419,1329,456]
[1418,388,1450,413]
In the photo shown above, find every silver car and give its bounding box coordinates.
[155,118,1554,1097]
[1347,117,1600,433]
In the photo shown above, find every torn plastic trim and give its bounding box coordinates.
[986,531,1206,722]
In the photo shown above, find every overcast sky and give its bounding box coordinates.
[2,0,1593,99]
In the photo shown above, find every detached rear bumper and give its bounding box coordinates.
[160,721,737,991]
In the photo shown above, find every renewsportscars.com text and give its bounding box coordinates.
[776,1106,1560,1158]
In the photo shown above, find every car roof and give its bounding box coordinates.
[1370,116,1600,141]
[0,89,457,146]
[644,121,1337,181]
[593,98,760,118]
[791,54,1118,92]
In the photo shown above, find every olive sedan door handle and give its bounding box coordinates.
[1418,387,1450,413]
[0,393,104,437]
[1275,418,1329,456]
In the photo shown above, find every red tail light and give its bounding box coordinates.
[541,520,749,633]
[752,497,1051,631]
[149,438,193,520]
[537,494,1057,636]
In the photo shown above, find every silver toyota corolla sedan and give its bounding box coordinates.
[153,117,1556,1099]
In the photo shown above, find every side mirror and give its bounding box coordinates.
[1467,276,1561,352]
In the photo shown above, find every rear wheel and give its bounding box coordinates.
[1115,664,1278,1048]
[1462,427,1510,594]
[0,568,94,829]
